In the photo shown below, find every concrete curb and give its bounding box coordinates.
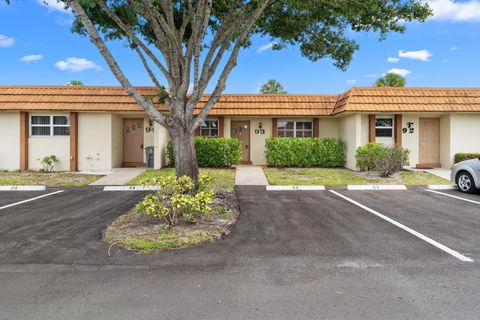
[266,186,325,191]
[0,186,46,191]
[427,185,458,190]
[347,185,407,191]
[103,186,159,191]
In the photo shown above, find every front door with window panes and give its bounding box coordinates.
[277,120,313,138]
[123,118,144,166]
[231,121,250,163]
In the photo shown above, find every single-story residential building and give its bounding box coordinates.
[0,85,479,171]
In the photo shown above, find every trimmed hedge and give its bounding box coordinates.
[454,153,480,163]
[265,137,346,167]
[167,137,241,168]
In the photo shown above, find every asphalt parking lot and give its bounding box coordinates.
[1,186,480,319]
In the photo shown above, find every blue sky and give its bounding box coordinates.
[1,0,480,94]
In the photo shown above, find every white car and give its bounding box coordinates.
[451,158,480,194]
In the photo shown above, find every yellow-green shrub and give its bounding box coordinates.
[135,175,213,226]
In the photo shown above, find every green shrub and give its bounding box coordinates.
[38,155,59,172]
[454,153,480,163]
[167,137,241,167]
[264,137,346,167]
[373,145,410,177]
[135,175,213,226]
[355,142,386,172]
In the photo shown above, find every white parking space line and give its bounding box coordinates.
[330,190,474,262]
[426,189,480,205]
[0,190,64,211]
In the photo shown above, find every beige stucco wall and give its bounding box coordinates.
[338,114,364,170]
[223,117,231,138]
[78,113,112,171]
[154,122,170,169]
[400,114,420,167]
[28,137,70,171]
[449,113,480,167]
[439,115,451,168]
[318,118,339,137]
[0,112,20,171]
[249,118,272,165]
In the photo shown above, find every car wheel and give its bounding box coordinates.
[456,171,478,194]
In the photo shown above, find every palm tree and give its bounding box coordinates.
[67,80,84,86]
[260,79,287,94]
[374,73,406,87]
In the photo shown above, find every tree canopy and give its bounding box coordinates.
[375,73,407,87]
[2,0,431,183]
[260,79,287,94]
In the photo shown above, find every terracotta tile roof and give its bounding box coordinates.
[332,87,480,114]
[0,85,336,116]
[1,85,480,116]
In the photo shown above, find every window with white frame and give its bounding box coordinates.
[30,115,70,137]
[200,119,219,137]
[277,120,313,138]
[375,117,394,138]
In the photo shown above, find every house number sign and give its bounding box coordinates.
[254,122,266,135]
[402,122,414,134]
[145,120,155,133]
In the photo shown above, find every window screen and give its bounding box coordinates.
[375,117,393,138]
[277,121,313,138]
[200,119,219,137]
[31,115,70,137]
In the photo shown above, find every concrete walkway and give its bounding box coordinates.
[235,165,269,186]
[90,168,146,186]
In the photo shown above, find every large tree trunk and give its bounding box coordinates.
[170,127,199,187]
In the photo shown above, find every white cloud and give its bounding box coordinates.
[425,0,480,22]
[398,49,432,61]
[37,0,69,13]
[256,42,275,54]
[387,68,412,76]
[387,57,400,63]
[54,57,102,72]
[364,73,378,78]
[346,79,357,85]
[450,45,460,51]
[20,54,43,62]
[0,34,14,48]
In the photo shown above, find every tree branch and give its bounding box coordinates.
[94,0,173,88]
[193,0,273,129]
[132,45,162,88]
[67,0,167,126]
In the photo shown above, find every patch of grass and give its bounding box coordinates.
[402,172,453,186]
[264,168,365,186]
[118,230,216,253]
[0,171,103,187]
[127,167,235,191]
[264,168,453,186]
